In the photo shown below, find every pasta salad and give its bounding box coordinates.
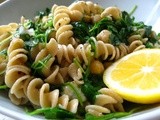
[0,1,160,119]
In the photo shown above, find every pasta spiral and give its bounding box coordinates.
[31,38,66,85]
[0,23,18,85]
[85,88,124,116]
[128,35,146,53]
[69,1,103,22]
[101,7,122,20]
[53,5,76,45]
[94,39,129,61]
[5,38,30,105]
[27,78,79,113]
[68,63,83,85]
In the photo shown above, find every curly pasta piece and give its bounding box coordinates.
[27,78,79,113]
[86,88,124,116]
[94,38,129,61]
[0,23,18,35]
[5,38,30,87]
[128,40,145,53]
[4,38,30,105]
[68,63,83,85]
[0,63,6,85]
[31,39,65,85]
[96,30,111,43]
[101,7,122,20]
[114,43,129,60]
[75,43,92,65]
[94,40,116,60]
[56,43,75,65]
[96,88,124,112]
[85,105,110,116]
[53,5,76,45]
[69,1,103,22]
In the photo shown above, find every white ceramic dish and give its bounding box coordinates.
[0,0,160,120]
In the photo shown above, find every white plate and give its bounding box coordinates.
[0,0,160,120]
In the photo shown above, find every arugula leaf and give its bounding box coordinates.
[129,5,138,16]
[89,12,135,46]
[81,81,98,104]
[37,8,51,19]
[85,112,131,120]
[31,54,52,76]
[72,21,92,43]
[73,58,85,73]
[29,107,77,119]
[90,17,114,37]
[0,35,12,46]
[0,49,7,56]
[0,85,8,90]
[64,82,86,106]
[87,37,97,57]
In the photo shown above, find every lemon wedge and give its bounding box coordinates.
[103,49,160,104]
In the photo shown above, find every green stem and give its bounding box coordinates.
[129,5,138,16]
[0,85,8,90]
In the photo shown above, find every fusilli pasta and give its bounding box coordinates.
[27,78,79,113]
[0,1,159,119]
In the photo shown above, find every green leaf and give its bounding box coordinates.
[65,82,86,106]
[29,107,77,119]
[38,8,51,19]
[0,35,12,46]
[31,54,52,75]
[129,5,138,16]
[0,85,8,90]
[81,81,98,103]
[0,49,7,56]
[85,112,131,120]
[87,37,97,57]
[90,17,114,37]
[72,21,92,43]
[73,58,85,73]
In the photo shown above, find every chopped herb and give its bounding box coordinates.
[129,5,138,16]
[0,35,12,46]
[0,85,8,90]
[31,54,52,76]
[87,37,97,57]
[72,21,92,43]
[38,8,51,19]
[85,112,132,120]
[28,107,77,119]
[0,49,7,56]
[64,82,86,106]
[81,67,105,103]
[73,58,85,73]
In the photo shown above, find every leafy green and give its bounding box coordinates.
[0,85,8,90]
[15,8,53,51]
[0,35,12,46]
[73,58,85,73]
[64,82,86,106]
[85,112,131,120]
[81,81,98,104]
[87,37,97,57]
[31,54,52,76]
[15,25,53,51]
[80,63,105,103]
[129,5,138,16]
[90,12,135,46]
[71,21,92,43]
[90,17,114,37]
[0,49,7,56]
[28,107,77,119]
[37,8,51,19]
